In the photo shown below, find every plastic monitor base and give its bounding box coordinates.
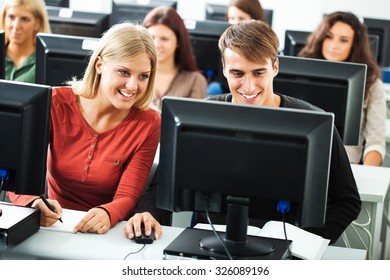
[163,227,292,260]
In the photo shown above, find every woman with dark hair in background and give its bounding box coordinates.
[299,11,386,166]
[226,0,265,24]
[143,6,207,110]
[0,0,51,83]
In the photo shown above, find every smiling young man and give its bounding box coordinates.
[205,20,361,243]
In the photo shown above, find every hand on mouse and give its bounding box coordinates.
[124,212,162,240]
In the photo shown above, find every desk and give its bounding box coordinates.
[384,82,390,102]
[334,164,390,259]
[5,222,365,260]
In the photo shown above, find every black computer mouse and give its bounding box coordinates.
[134,225,154,244]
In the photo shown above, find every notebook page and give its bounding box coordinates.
[40,208,87,233]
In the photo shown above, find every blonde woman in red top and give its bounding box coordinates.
[8,22,162,239]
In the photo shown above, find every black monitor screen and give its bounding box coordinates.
[184,19,230,90]
[364,17,390,67]
[264,9,273,26]
[47,6,109,38]
[368,34,380,63]
[205,3,226,21]
[45,0,69,7]
[205,3,273,26]
[35,33,99,86]
[110,0,177,26]
[274,56,366,145]
[157,97,333,257]
[283,30,310,57]
[284,30,380,63]
[0,30,5,79]
[0,80,51,195]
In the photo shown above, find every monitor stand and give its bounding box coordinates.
[0,202,40,248]
[199,196,276,256]
[163,228,292,260]
[164,196,292,260]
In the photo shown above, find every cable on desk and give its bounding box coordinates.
[205,208,233,260]
[123,244,146,260]
[277,200,292,260]
[281,215,292,260]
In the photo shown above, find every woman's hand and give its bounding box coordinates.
[73,207,111,234]
[124,212,162,240]
[32,198,63,227]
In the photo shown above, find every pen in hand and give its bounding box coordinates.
[39,195,63,223]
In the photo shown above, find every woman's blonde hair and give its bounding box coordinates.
[69,22,157,111]
[0,0,51,44]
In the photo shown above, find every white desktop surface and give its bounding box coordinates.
[343,164,390,259]
[384,83,390,102]
[10,222,183,260]
[351,164,390,203]
[320,246,366,260]
[9,164,387,261]
[8,221,365,260]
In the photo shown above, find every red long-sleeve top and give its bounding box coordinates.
[8,87,160,227]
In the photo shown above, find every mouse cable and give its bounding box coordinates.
[123,244,146,260]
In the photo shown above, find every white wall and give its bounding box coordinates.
[2,0,389,46]
[69,0,112,13]
[0,0,388,51]
[64,0,390,50]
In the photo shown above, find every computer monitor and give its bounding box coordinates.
[35,33,99,86]
[283,30,380,63]
[274,55,366,145]
[0,80,51,195]
[0,30,5,79]
[368,34,380,64]
[110,0,177,26]
[205,3,273,26]
[157,97,333,257]
[184,19,230,90]
[205,3,226,21]
[364,17,390,67]
[264,9,273,26]
[46,6,109,38]
[44,0,69,7]
[283,30,310,56]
